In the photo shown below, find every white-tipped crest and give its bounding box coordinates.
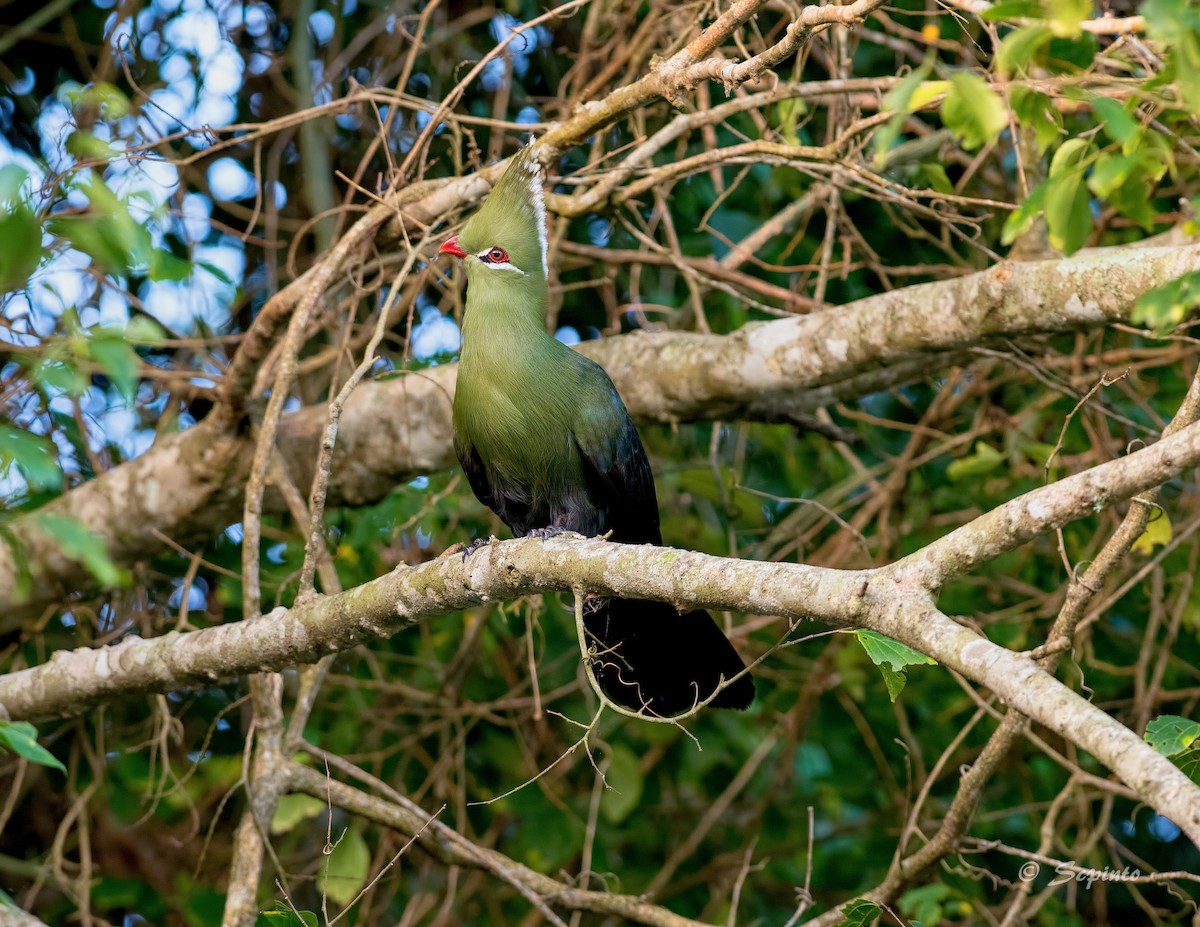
[523,138,549,273]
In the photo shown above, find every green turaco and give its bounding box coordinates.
[440,143,754,717]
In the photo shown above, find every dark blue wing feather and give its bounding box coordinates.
[571,366,662,545]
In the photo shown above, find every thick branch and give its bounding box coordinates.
[5,418,1200,841]
[2,240,1195,620]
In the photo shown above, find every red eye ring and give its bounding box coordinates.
[484,247,509,264]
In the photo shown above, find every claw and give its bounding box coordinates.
[525,527,573,540]
[462,535,497,560]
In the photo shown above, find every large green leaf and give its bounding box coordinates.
[855,630,936,702]
[1043,170,1092,254]
[47,174,153,276]
[997,24,1053,75]
[30,513,125,588]
[600,744,644,824]
[1144,715,1200,756]
[941,73,1007,150]
[1091,97,1141,148]
[981,0,1044,19]
[1132,270,1200,333]
[1048,137,1092,176]
[1011,87,1062,152]
[270,794,326,834]
[1048,0,1091,36]
[1087,152,1141,199]
[0,426,60,491]
[947,441,1004,481]
[0,166,43,292]
[872,62,934,167]
[317,827,370,908]
[88,331,142,403]
[836,898,882,927]
[0,720,66,773]
[257,904,318,927]
[1143,0,1200,113]
[1002,179,1048,245]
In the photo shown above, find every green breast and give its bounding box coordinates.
[454,330,588,492]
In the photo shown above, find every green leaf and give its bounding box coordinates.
[980,0,1044,19]
[941,73,1008,150]
[80,81,131,120]
[66,131,121,160]
[1002,179,1048,245]
[270,794,326,834]
[899,883,952,926]
[257,903,318,927]
[1132,511,1172,555]
[198,261,233,285]
[873,63,933,168]
[1022,441,1062,478]
[997,25,1053,75]
[875,664,905,701]
[33,358,88,396]
[0,164,29,203]
[1047,31,1099,70]
[30,513,125,588]
[947,441,1004,481]
[909,81,949,111]
[1043,171,1092,254]
[125,316,166,344]
[1143,0,1200,112]
[150,248,192,282]
[1048,138,1092,177]
[88,331,141,402]
[0,720,66,773]
[836,898,883,927]
[917,162,954,194]
[0,425,60,491]
[1091,97,1140,148]
[855,630,936,702]
[1132,270,1200,334]
[1011,87,1062,152]
[856,631,937,671]
[48,174,152,276]
[0,167,43,292]
[317,828,370,908]
[1144,715,1200,756]
[1048,0,1091,36]
[1106,173,1158,231]
[776,98,807,146]
[601,745,644,824]
[1087,152,1140,199]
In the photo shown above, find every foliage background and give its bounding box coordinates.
[0,0,1199,925]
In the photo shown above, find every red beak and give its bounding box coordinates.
[439,235,467,258]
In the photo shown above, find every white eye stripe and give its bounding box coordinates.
[479,262,526,275]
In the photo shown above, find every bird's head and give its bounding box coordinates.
[439,143,548,293]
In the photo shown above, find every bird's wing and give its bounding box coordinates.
[571,369,663,546]
[453,433,497,513]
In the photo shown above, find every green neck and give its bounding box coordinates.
[460,266,553,368]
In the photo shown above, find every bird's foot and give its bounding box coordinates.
[461,535,497,561]
[525,526,578,541]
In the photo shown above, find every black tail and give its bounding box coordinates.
[582,598,754,717]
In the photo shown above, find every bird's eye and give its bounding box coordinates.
[484,247,508,264]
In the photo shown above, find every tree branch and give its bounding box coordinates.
[286,763,717,927]
[5,416,1200,842]
[2,239,1195,621]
